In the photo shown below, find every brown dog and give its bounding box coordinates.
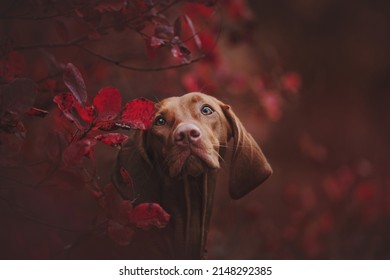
[113,92,272,259]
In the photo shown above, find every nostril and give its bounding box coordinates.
[189,128,201,139]
[175,131,186,142]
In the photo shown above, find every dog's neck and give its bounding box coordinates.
[155,166,217,259]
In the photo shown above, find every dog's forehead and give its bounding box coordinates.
[156,92,220,111]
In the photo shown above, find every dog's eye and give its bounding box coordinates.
[201,105,214,115]
[154,116,166,126]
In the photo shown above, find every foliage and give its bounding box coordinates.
[0,0,388,259]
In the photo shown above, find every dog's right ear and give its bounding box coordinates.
[112,130,159,202]
[221,104,272,199]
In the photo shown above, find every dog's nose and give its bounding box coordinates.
[174,123,202,145]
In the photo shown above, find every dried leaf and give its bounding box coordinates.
[63,63,88,106]
[129,203,170,230]
[121,98,156,130]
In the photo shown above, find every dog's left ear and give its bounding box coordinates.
[221,104,272,199]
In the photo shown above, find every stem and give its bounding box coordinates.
[77,43,206,72]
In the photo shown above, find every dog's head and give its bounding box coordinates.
[115,92,272,200]
[147,92,230,178]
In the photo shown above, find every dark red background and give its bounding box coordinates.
[0,0,389,259]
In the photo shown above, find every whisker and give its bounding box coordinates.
[213,150,225,162]
[213,143,255,149]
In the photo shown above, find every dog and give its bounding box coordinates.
[112,92,272,259]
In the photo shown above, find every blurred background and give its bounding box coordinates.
[0,0,389,259]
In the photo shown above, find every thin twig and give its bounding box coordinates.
[12,0,182,51]
[77,43,206,71]
[13,35,89,51]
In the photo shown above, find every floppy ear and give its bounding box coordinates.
[222,105,272,199]
[112,130,160,202]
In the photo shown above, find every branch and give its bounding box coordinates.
[12,0,183,51]
[76,44,206,72]
[13,35,89,51]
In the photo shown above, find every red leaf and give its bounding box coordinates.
[93,87,122,123]
[25,107,49,118]
[74,103,95,124]
[98,121,118,131]
[129,203,170,230]
[107,220,134,246]
[53,92,73,112]
[95,133,128,147]
[281,72,301,94]
[63,63,88,106]
[184,15,202,49]
[53,93,93,129]
[119,167,134,199]
[198,32,217,61]
[354,182,376,203]
[121,98,156,130]
[62,138,97,165]
[258,90,283,122]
